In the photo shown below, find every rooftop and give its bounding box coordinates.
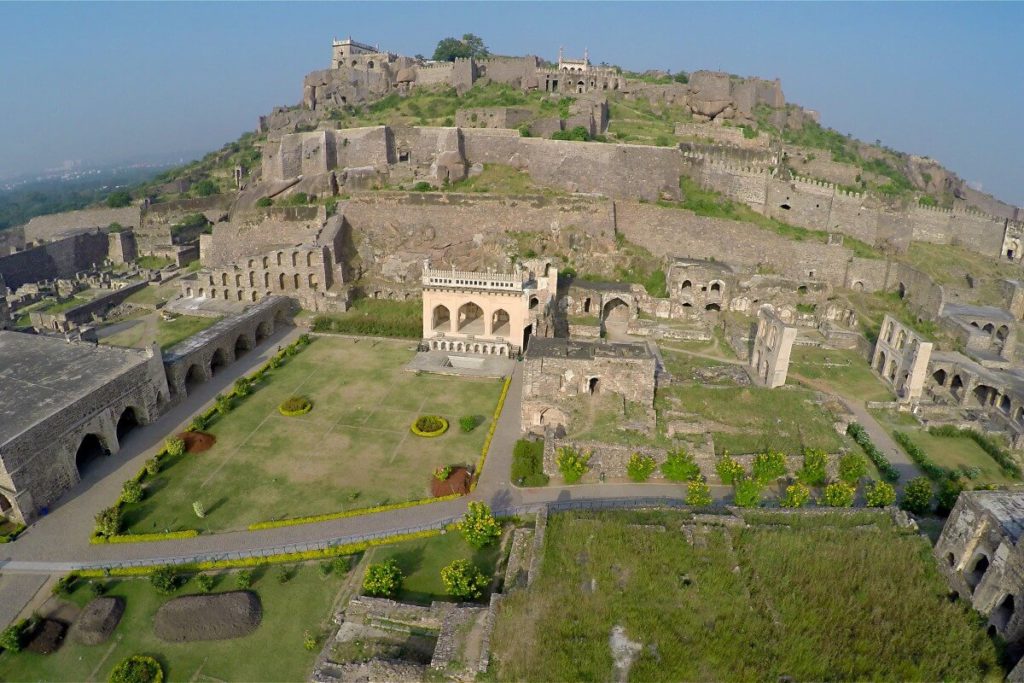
[942,303,1015,323]
[527,337,652,361]
[964,490,1024,543]
[0,331,150,445]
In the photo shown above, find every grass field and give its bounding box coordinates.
[0,563,347,682]
[121,337,503,533]
[100,313,220,351]
[491,510,1001,682]
[788,346,893,402]
[121,280,182,307]
[368,529,502,604]
[903,241,1021,307]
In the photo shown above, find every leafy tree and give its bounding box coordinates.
[196,573,215,593]
[937,476,965,515]
[733,477,762,508]
[556,446,590,484]
[363,559,403,597]
[673,71,689,84]
[661,447,701,482]
[715,454,744,485]
[626,452,657,482]
[686,479,712,507]
[121,479,144,504]
[838,452,868,484]
[823,481,856,508]
[900,476,934,515]
[751,450,787,485]
[150,566,179,595]
[193,179,217,197]
[458,501,501,548]
[441,559,489,600]
[94,506,122,537]
[781,482,811,508]
[432,33,489,62]
[865,480,897,508]
[106,189,132,208]
[214,393,233,416]
[256,196,273,207]
[459,415,482,432]
[797,448,828,486]
[145,457,161,477]
[236,570,253,589]
[165,437,186,458]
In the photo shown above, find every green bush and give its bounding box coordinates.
[412,181,433,192]
[94,505,123,538]
[433,465,452,482]
[846,423,900,482]
[661,447,701,482]
[686,479,713,506]
[512,439,549,487]
[236,570,253,589]
[332,556,352,575]
[276,567,291,584]
[0,618,33,653]
[798,447,828,486]
[149,566,179,595]
[458,501,501,549]
[121,479,144,504]
[781,483,811,508]
[459,415,482,433]
[556,446,590,484]
[279,395,313,416]
[256,196,273,207]
[751,450,787,485]
[823,481,856,507]
[626,452,657,482]
[188,414,209,432]
[195,573,215,593]
[303,629,318,651]
[145,457,161,477]
[715,454,745,485]
[52,574,76,597]
[412,414,447,435]
[363,559,403,597]
[106,190,132,208]
[441,559,489,600]
[838,452,868,484]
[551,125,591,142]
[937,476,966,515]
[900,476,934,515]
[733,477,762,508]
[865,480,897,508]
[109,655,163,683]
[215,393,233,416]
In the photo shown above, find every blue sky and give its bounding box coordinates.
[1,2,1021,205]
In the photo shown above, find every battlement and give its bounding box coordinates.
[418,62,455,71]
[422,261,528,291]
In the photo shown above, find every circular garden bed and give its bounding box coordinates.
[278,395,313,417]
[411,415,448,437]
[175,431,216,453]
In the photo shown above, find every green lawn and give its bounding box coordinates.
[664,384,843,455]
[122,281,181,307]
[100,314,220,351]
[491,510,1000,682]
[788,346,893,402]
[121,337,503,533]
[0,563,347,682]
[369,529,502,604]
[38,295,90,314]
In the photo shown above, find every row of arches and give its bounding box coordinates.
[181,331,259,395]
[73,406,142,481]
[931,369,1024,424]
[431,303,510,337]
[430,339,509,355]
[946,550,1018,635]
[245,251,318,271]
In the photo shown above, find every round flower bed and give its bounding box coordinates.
[411,415,448,437]
[109,655,164,683]
[278,396,313,417]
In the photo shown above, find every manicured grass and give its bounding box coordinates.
[369,529,501,604]
[491,510,1000,682]
[665,384,843,455]
[0,563,347,682]
[121,337,503,533]
[122,281,181,307]
[788,346,893,402]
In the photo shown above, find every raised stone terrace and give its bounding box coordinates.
[527,336,653,360]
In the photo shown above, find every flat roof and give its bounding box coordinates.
[527,337,652,361]
[965,491,1024,543]
[942,303,1014,323]
[0,331,150,445]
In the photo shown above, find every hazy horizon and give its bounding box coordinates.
[2,1,1022,205]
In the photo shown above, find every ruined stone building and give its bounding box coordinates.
[872,314,934,402]
[0,331,169,524]
[750,305,797,388]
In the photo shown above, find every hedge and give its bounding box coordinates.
[90,530,200,545]
[846,423,900,482]
[470,374,512,492]
[75,528,444,577]
[0,524,26,543]
[927,425,1022,479]
[410,415,449,437]
[248,493,463,530]
[892,430,949,481]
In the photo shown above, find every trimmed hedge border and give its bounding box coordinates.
[0,523,26,544]
[410,415,449,437]
[893,430,950,481]
[278,396,313,417]
[90,529,200,545]
[846,423,900,482]
[75,528,445,577]
[470,374,512,492]
[248,493,463,530]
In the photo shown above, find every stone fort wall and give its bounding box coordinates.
[23,206,140,243]
[0,231,110,289]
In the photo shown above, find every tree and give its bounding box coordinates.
[937,476,966,515]
[165,438,186,457]
[94,506,122,537]
[195,573,214,593]
[865,480,897,507]
[686,479,712,507]
[673,71,689,84]
[781,482,811,508]
[150,566,179,595]
[441,559,489,600]
[458,501,501,548]
[106,189,131,208]
[432,33,489,62]
[363,559,403,597]
[556,446,590,483]
[823,481,856,508]
[900,476,934,515]
[193,179,217,197]
[109,655,163,683]
[838,453,868,484]
[214,393,233,416]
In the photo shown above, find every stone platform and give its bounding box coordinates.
[405,350,515,378]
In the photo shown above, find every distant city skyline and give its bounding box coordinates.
[2,2,1022,205]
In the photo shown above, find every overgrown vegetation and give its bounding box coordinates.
[311,298,421,338]
[512,439,549,487]
[846,422,900,482]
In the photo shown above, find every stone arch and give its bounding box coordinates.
[306,252,314,267]
[680,279,692,291]
[1015,406,1024,426]
[249,272,255,287]
[186,287,193,297]
[603,297,630,324]
[589,377,600,395]
[251,291,259,302]
[946,552,955,567]
[221,273,228,286]
[529,296,539,310]
[262,256,269,268]
[210,347,229,376]
[210,289,217,299]
[276,252,283,266]
[997,325,1010,341]
[951,374,965,400]
[876,350,887,373]
[291,251,298,267]
[236,290,243,301]
[185,363,205,392]
[852,281,864,292]
[705,303,722,312]
[492,309,510,337]
[115,406,140,443]
[966,553,990,592]
[279,273,286,290]
[264,272,270,288]
[432,305,451,333]
[932,368,947,386]
[583,297,592,313]
[972,384,997,407]
[895,329,907,350]
[887,360,898,382]
[293,273,300,290]
[993,594,1015,631]
[457,302,484,333]
[223,289,229,300]
[234,333,252,357]
[367,60,374,69]
[75,433,108,477]
[308,273,317,288]
[248,259,255,269]
[1000,394,1012,415]
[235,273,242,287]
[983,323,995,334]
[897,282,906,299]
[710,281,723,293]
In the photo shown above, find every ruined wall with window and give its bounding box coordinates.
[871,314,933,402]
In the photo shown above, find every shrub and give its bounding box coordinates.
[256,196,273,207]
[52,574,76,597]
[900,476,934,515]
[556,446,590,483]
[318,561,333,578]
[511,439,549,487]
[145,458,161,477]
[195,573,215,593]
[165,438,186,458]
[733,477,762,508]
[363,559,403,597]
[433,465,453,481]
[236,570,253,589]
[193,501,206,519]
[626,452,657,482]
[937,476,966,515]
[458,501,502,549]
[106,190,132,208]
[88,581,106,599]
[781,483,811,508]
[838,452,868,484]
[751,450,787,485]
[715,453,745,485]
[441,559,489,600]
[214,394,233,416]
[459,415,482,432]
[865,480,897,507]
[188,415,209,432]
[411,414,448,436]
[121,480,144,504]
[150,566,179,595]
[94,506,123,538]
[279,395,313,416]
[412,181,433,192]
[798,447,828,486]
[686,479,712,507]
[823,481,856,507]
[846,423,900,482]
[0,618,33,653]
[193,179,217,197]
[303,629,318,651]
[661,447,701,482]
[276,567,291,584]
[109,655,163,683]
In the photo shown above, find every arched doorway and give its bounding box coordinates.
[966,554,990,592]
[492,309,510,337]
[523,324,533,352]
[432,305,451,333]
[184,363,205,393]
[993,594,1015,631]
[234,334,252,358]
[457,302,484,334]
[705,303,721,312]
[932,369,947,386]
[255,320,272,342]
[75,433,107,477]
[589,377,600,395]
[210,348,228,376]
[116,407,139,443]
